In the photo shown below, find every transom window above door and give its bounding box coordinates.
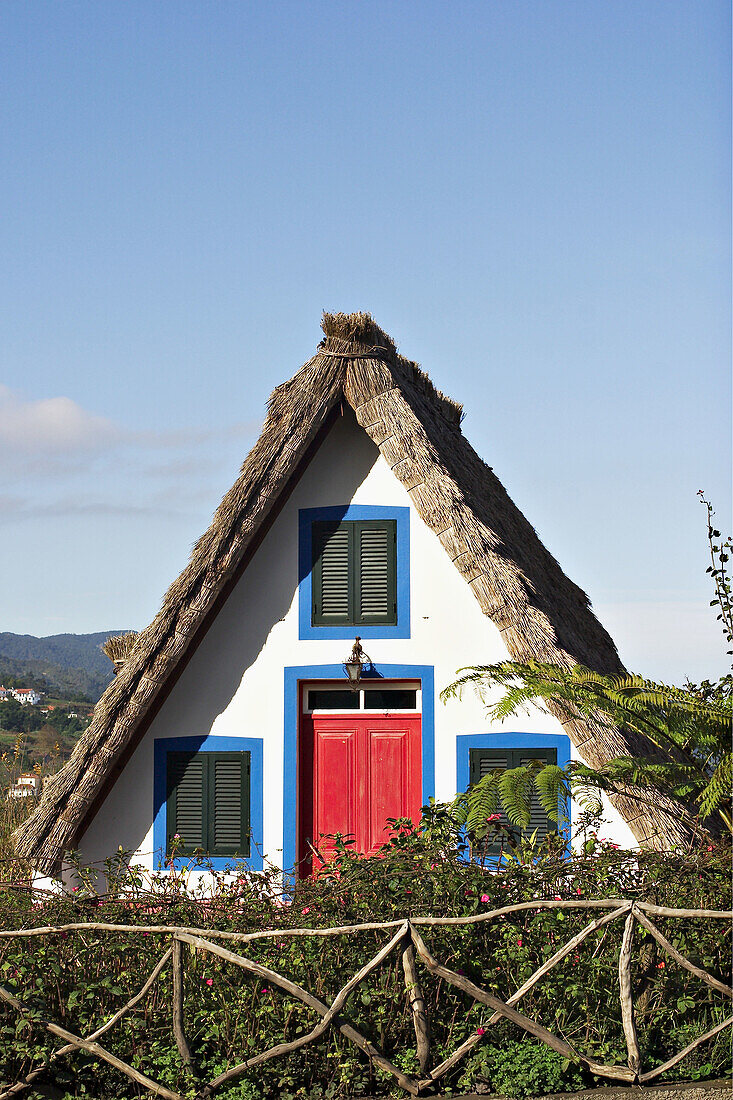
[304,682,420,713]
[298,506,410,640]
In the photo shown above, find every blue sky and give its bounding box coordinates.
[1,1,729,683]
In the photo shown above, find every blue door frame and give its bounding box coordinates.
[283,664,435,874]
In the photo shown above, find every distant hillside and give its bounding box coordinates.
[0,631,132,702]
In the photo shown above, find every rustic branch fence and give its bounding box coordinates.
[0,898,730,1099]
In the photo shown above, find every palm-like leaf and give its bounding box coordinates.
[443,661,732,836]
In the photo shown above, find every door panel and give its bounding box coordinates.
[313,726,357,860]
[300,711,421,872]
[367,730,407,854]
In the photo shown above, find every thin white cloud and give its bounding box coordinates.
[0,386,260,526]
[132,419,261,450]
[0,494,196,523]
[0,385,119,455]
[0,386,259,467]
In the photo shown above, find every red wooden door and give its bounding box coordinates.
[299,712,422,870]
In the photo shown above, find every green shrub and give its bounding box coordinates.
[0,814,729,1098]
[459,1039,586,1098]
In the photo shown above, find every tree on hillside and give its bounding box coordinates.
[0,699,43,735]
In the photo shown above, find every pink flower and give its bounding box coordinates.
[205,978,213,986]
[516,938,522,947]
[576,887,582,895]
[486,813,501,822]
[476,1026,485,1036]
[301,907,310,914]
[656,962,665,969]
[261,986,269,993]
[553,895,561,901]
[480,894,490,903]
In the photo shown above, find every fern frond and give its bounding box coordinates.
[463,771,502,835]
[499,767,533,828]
[534,764,569,825]
[698,754,732,819]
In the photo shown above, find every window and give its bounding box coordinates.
[304,684,420,712]
[166,750,250,858]
[312,519,397,627]
[468,746,558,854]
[307,688,361,710]
[363,688,417,710]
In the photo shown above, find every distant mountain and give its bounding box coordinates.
[0,631,133,702]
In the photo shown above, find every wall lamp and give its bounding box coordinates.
[343,637,371,688]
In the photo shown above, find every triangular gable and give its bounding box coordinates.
[16,313,695,870]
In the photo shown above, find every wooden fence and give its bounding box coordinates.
[0,898,730,1099]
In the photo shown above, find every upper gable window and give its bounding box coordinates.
[312,519,397,627]
[298,506,410,640]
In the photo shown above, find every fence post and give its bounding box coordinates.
[402,924,430,1076]
[619,911,641,1078]
[172,936,195,1071]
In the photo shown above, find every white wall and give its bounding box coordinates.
[74,409,635,881]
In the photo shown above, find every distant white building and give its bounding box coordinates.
[7,774,42,799]
[0,687,10,702]
[12,688,42,706]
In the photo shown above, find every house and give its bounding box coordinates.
[12,688,42,706]
[0,688,9,702]
[7,774,42,800]
[15,313,693,886]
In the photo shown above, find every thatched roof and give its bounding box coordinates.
[16,312,697,871]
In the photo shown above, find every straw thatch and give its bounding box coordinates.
[15,313,699,872]
[101,632,140,674]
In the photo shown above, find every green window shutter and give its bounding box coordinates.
[356,520,397,625]
[208,752,250,857]
[311,519,397,627]
[167,752,205,854]
[166,751,250,857]
[467,747,558,854]
[312,522,353,625]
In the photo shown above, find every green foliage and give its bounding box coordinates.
[443,672,731,841]
[458,1039,586,1098]
[699,490,733,658]
[0,697,42,734]
[444,495,733,840]
[0,816,729,1098]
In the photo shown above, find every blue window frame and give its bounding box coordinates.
[153,736,264,871]
[298,505,410,639]
[456,732,572,852]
